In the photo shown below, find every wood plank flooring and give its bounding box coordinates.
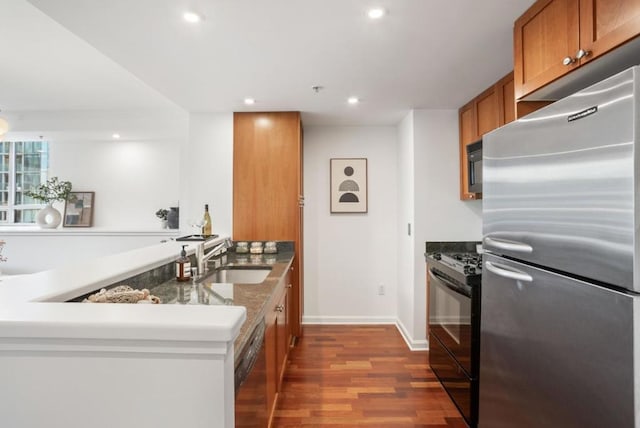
[272,325,466,427]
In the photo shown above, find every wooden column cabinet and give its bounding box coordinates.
[459,72,514,201]
[514,0,640,101]
[233,111,304,341]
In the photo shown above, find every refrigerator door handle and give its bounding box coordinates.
[484,237,533,253]
[485,261,533,282]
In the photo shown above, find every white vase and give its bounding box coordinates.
[160,219,168,229]
[36,203,62,229]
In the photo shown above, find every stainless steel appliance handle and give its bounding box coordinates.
[485,261,533,282]
[429,268,471,298]
[484,237,533,253]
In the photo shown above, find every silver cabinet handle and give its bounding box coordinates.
[275,305,284,312]
[562,56,576,66]
[484,237,533,253]
[286,284,292,289]
[576,49,590,59]
[485,261,533,282]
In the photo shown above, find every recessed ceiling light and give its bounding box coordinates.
[183,11,203,23]
[348,97,360,105]
[244,98,256,105]
[112,133,121,139]
[368,8,386,19]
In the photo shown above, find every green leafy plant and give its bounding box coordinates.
[24,177,73,204]
[155,209,169,221]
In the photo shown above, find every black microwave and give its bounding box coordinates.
[467,140,482,193]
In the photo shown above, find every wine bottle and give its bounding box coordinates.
[175,245,191,282]
[202,204,212,237]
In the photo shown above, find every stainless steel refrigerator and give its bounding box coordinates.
[480,66,640,428]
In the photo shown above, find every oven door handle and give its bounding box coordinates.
[429,268,471,298]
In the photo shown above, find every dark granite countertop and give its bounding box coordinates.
[424,241,481,258]
[146,248,295,367]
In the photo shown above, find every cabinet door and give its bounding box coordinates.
[496,72,515,126]
[514,0,580,99]
[459,102,478,201]
[579,0,640,64]
[275,288,287,390]
[285,270,293,352]
[233,112,301,241]
[264,309,277,420]
[474,86,498,138]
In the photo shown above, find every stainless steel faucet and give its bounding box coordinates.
[195,238,232,276]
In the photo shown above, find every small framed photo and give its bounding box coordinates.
[63,192,95,227]
[330,158,368,213]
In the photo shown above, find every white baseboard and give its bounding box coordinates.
[302,315,396,325]
[396,318,428,351]
[302,315,429,351]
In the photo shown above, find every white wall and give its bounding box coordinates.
[181,113,234,237]
[303,126,398,323]
[0,110,188,274]
[413,110,482,241]
[396,112,417,343]
[398,109,482,348]
[50,139,180,228]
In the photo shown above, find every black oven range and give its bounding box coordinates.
[427,251,482,428]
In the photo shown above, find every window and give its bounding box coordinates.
[0,141,50,224]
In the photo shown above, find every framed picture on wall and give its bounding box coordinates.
[330,158,368,213]
[63,192,95,227]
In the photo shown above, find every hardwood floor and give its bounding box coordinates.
[272,325,466,427]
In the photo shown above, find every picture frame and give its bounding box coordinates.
[330,158,368,213]
[63,191,95,227]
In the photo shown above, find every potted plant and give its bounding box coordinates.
[24,177,73,228]
[155,208,169,229]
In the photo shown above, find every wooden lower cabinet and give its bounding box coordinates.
[265,269,293,427]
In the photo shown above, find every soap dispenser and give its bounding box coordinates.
[176,245,191,282]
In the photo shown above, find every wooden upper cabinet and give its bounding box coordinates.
[233,112,301,241]
[514,0,580,99]
[458,72,515,201]
[579,0,640,64]
[515,0,640,100]
[459,101,479,201]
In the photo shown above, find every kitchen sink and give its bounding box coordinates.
[207,267,271,284]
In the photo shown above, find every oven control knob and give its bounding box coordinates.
[433,253,441,260]
[465,266,476,275]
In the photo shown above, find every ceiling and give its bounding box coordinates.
[3,0,535,127]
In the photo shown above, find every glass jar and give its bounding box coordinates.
[264,241,277,254]
[250,242,263,254]
[235,242,249,253]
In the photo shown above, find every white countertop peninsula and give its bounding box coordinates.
[0,237,246,428]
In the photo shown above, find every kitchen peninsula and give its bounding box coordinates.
[0,237,293,428]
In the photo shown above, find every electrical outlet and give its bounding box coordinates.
[378,285,385,295]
